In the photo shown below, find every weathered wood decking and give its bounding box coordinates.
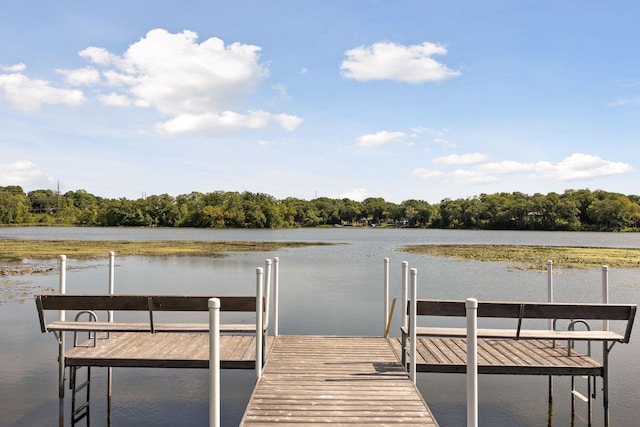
[389,337,603,375]
[240,336,438,426]
[66,333,275,369]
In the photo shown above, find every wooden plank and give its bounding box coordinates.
[410,326,625,342]
[241,336,438,426]
[414,299,635,321]
[64,332,273,369]
[392,338,603,376]
[36,294,258,312]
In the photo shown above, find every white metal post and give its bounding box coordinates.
[208,298,220,427]
[409,268,417,383]
[59,255,67,320]
[384,258,389,335]
[255,267,264,380]
[602,265,609,331]
[466,298,479,427]
[546,260,554,425]
[264,259,272,331]
[108,251,115,425]
[402,261,409,330]
[546,260,553,329]
[108,251,115,321]
[58,254,67,427]
[273,257,279,337]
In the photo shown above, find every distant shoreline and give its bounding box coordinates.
[398,244,640,270]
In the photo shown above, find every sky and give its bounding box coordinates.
[0,1,638,204]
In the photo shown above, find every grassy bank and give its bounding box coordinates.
[398,244,640,269]
[0,239,334,261]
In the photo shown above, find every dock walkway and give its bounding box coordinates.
[240,336,438,426]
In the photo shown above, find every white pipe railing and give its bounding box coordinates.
[264,259,272,332]
[208,298,220,427]
[602,265,609,331]
[59,255,66,321]
[273,257,279,337]
[401,261,409,330]
[409,268,417,383]
[108,251,115,424]
[383,258,389,335]
[108,251,115,322]
[466,298,479,427]
[255,267,264,380]
[546,260,553,330]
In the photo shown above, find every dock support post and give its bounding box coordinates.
[108,251,115,426]
[466,298,478,427]
[209,298,220,427]
[602,265,609,331]
[58,255,66,427]
[384,258,389,336]
[401,261,408,330]
[546,260,554,425]
[256,267,264,380]
[264,259,272,331]
[273,257,279,337]
[409,268,417,383]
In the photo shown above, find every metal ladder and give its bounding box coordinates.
[70,311,99,426]
[568,320,595,426]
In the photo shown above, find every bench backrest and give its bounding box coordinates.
[413,299,636,342]
[35,294,262,333]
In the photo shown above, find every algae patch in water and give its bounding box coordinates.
[397,244,640,270]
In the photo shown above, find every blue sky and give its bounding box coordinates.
[1,1,638,203]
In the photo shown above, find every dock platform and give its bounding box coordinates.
[66,333,275,369]
[240,336,438,426]
[389,337,603,375]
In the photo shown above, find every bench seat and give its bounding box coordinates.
[401,326,626,342]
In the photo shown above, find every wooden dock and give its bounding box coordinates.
[66,332,275,369]
[240,336,438,426]
[389,337,604,375]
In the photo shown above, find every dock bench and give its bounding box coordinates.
[36,294,266,335]
[35,293,270,426]
[400,298,636,426]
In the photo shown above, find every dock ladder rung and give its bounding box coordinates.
[571,389,589,403]
[70,365,91,425]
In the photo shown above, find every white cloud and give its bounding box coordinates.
[478,160,536,174]
[607,97,640,107]
[273,113,303,131]
[0,68,87,112]
[536,153,633,180]
[79,46,119,66]
[434,152,489,165]
[453,169,498,184]
[99,92,133,107]
[478,153,633,181]
[357,131,406,148]
[156,110,301,134]
[341,41,460,83]
[56,67,101,86]
[0,160,52,187]
[80,28,300,134]
[412,168,444,179]
[340,188,371,201]
[1,63,27,72]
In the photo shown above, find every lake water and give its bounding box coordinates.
[1,227,638,426]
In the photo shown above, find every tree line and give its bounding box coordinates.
[1,185,639,231]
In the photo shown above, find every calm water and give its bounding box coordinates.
[1,227,638,426]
